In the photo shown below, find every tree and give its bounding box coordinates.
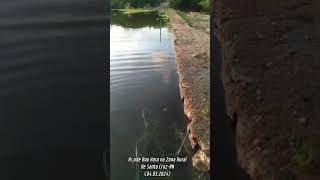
[169,0,202,11]
[199,0,210,12]
[111,0,162,9]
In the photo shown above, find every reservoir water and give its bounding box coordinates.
[110,11,193,179]
[0,1,107,179]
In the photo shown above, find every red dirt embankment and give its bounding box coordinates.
[168,9,210,172]
[214,0,320,179]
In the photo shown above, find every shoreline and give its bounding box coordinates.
[110,8,155,14]
[168,9,210,172]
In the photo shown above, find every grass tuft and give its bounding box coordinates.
[201,105,209,117]
[112,8,155,14]
[294,143,320,171]
[176,11,192,27]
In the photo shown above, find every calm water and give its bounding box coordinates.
[0,1,107,179]
[110,11,193,179]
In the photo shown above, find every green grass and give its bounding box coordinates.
[294,143,320,171]
[112,8,155,14]
[176,11,192,27]
[201,105,209,117]
[159,9,171,28]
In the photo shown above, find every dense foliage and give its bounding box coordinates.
[111,0,210,13]
[169,0,209,12]
[198,0,210,12]
[111,0,162,9]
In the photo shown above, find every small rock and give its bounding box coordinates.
[262,149,270,155]
[265,62,273,68]
[298,117,307,125]
[256,89,262,95]
[254,115,262,123]
[257,33,265,39]
[187,111,191,118]
[304,35,311,40]
[256,96,262,101]
[192,150,210,172]
[253,138,260,146]
[188,133,198,149]
[240,82,248,87]
[289,49,297,55]
[192,53,200,58]
[293,110,297,115]
[187,126,191,134]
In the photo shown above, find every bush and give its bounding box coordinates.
[144,3,151,9]
[294,143,320,171]
[169,0,182,9]
[199,0,210,13]
[169,0,202,11]
[111,0,162,9]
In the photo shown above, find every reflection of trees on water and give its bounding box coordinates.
[110,10,168,29]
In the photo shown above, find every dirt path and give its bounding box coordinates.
[168,9,210,172]
[178,11,210,34]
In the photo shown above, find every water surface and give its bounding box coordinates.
[110,10,193,179]
[0,1,107,179]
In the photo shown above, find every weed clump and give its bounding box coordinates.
[293,143,320,171]
[177,11,192,27]
[201,105,209,117]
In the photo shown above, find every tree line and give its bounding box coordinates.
[111,0,210,13]
[169,0,209,12]
[111,0,162,9]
